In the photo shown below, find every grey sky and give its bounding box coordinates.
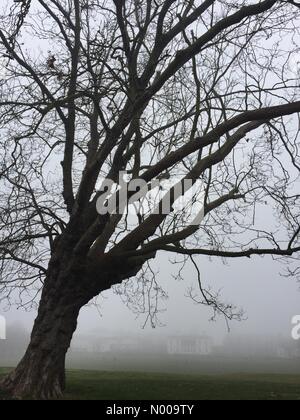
[2,252,299,345]
[0,0,299,357]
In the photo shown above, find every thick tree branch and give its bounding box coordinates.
[148,0,277,96]
[157,245,300,258]
[111,121,265,253]
[61,0,81,214]
[142,101,300,183]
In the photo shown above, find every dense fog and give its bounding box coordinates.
[1,252,300,374]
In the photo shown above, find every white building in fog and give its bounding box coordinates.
[70,333,213,356]
[167,335,212,356]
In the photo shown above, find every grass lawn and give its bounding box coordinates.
[0,368,300,400]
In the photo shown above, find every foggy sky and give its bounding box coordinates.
[1,252,299,345]
[0,1,299,350]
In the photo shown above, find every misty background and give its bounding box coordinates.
[1,252,300,374]
[1,0,300,378]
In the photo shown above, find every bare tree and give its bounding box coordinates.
[0,0,300,399]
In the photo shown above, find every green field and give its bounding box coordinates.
[1,368,300,400]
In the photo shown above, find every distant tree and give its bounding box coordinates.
[0,0,300,399]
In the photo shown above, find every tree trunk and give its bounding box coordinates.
[0,259,88,400]
[0,233,154,399]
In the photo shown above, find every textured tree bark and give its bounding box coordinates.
[0,237,91,400]
[0,279,84,399]
[0,232,155,399]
